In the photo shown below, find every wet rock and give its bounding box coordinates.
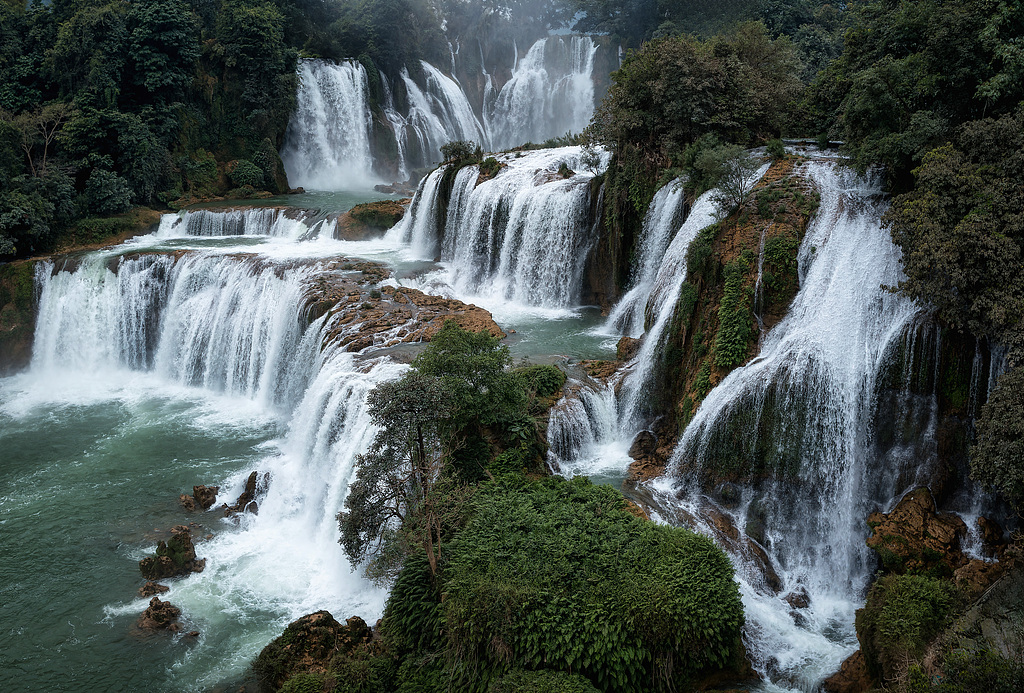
[180,480,219,512]
[954,558,1007,600]
[865,487,968,574]
[616,335,641,361]
[784,586,810,610]
[715,482,742,509]
[138,597,182,632]
[222,471,267,517]
[193,485,219,510]
[978,516,1007,557]
[253,611,375,691]
[139,526,206,580]
[628,430,658,459]
[707,508,741,542]
[822,650,872,693]
[139,581,170,597]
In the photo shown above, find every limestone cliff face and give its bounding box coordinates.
[0,260,37,376]
[628,157,818,482]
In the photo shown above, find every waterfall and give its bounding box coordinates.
[281,59,376,190]
[157,208,326,241]
[394,146,605,309]
[29,245,404,686]
[546,187,725,476]
[399,62,488,169]
[487,36,599,150]
[32,254,323,409]
[604,179,687,337]
[656,161,922,687]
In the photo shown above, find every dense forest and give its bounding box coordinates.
[2,0,1023,692]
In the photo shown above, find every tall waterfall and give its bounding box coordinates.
[656,161,923,687]
[281,60,376,190]
[487,36,599,150]
[547,187,725,476]
[604,179,688,337]
[280,37,603,188]
[389,146,604,309]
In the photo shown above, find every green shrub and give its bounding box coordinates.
[714,256,753,369]
[440,140,479,163]
[479,157,500,178]
[280,672,325,693]
[971,366,1024,510]
[766,138,786,160]
[82,168,133,215]
[856,574,955,681]
[516,365,566,398]
[488,669,600,693]
[685,223,720,281]
[440,476,744,692]
[230,159,264,189]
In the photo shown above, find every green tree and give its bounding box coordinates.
[971,366,1024,511]
[813,0,1024,187]
[338,372,459,577]
[884,112,1024,355]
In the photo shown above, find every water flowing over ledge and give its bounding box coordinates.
[280,36,602,190]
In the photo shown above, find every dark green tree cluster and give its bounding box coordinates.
[810,0,1024,188]
[0,0,301,258]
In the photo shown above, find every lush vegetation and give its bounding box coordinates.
[309,323,747,692]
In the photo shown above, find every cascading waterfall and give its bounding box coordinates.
[656,161,923,687]
[393,146,605,309]
[157,208,326,241]
[487,36,599,150]
[604,178,688,337]
[281,60,376,190]
[27,246,404,687]
[399,62,489,169]
[280,37,603,187]
[33,254,323,408]
[547,188,725,476]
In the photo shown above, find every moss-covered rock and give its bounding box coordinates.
[0,260,37,375]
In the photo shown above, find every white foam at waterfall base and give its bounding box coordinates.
[281,59,378,190]
[29,249,403,689]
[660,161,922,689]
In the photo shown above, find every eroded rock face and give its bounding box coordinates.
[822,650,871,693]
[253,611,375,691]
[192,485,219,510]
[139,525,206,580]
[616,336,640,362]
[865,487,968,574]
[138,597,182,632]
[222,471,267,517]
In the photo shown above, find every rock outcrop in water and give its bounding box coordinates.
[139,526,206,580]
[137,597,183,632]
[180,485,219,511]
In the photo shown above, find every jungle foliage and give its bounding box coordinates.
[324,323,746,693]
